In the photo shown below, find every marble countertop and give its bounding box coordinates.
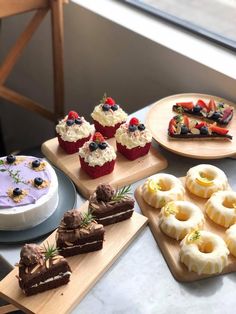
[1,106,236,314]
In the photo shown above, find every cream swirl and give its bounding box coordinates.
[115,123,152,149]
[56,116,94,142]
[91,104,128,127]
[78,142,116,167]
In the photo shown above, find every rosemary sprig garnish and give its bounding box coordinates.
[80,211,95,228]
[0,159,27,184]
[188,230,201,242]
[111,185,132,201]
[42,242,58,260]
[100,92,107,104]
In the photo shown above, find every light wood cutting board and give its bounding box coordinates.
[0,202,148,314]
[41,137,168,199]
[146,93,236,159]
[135,178,236,282]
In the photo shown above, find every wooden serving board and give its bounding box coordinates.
[41,137,167,199]
[135,178,236,282]
[0,202,148,314]
[146,93,236,159]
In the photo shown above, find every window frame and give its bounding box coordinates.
[120,0,236,52]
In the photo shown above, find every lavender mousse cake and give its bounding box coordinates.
[0,155,58,230]
[18,243,71,296]
[89,184,135,225]
[56,209,105,257]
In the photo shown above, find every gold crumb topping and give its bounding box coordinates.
[7,189,28,203]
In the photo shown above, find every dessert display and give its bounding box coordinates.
[78,132,116,178]
[56,110,94,154]
[159,201,204,240]
[56,209,105,257]
[89,184,135,225]
[115,117,152,160]
[91,94,128,138]
[185,164,228,199]
[0,155,58,230]
[17,243,71,296]
[205,191,236,228]
[225,224,236,257]
[168,115,233,140]
[179,230,229,275]
[142,174,185,209]
[172,99,234,125]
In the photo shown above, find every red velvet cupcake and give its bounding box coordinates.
[56,111,94,154]
[115,117,152,161]
[91,94,128,138]
[78,132,116,179]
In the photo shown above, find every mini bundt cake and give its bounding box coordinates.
[205,191,236,228]
[186,164,228,198]
[142,174,185,209]
[180,230,229,275]
[159,201,205,240]
[225,224,236,257]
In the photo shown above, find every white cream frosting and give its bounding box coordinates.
[180,230,229,275]
[91,104,128,127]
[78,141,116,167]
[115,123,152,149]
[56,116,94,142]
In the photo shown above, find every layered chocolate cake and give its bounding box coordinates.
[56,209,105,257]
[18,243,71,296]
[89,184,135,225]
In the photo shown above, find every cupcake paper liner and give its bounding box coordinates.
[79,156,116,179]
[58,134,91,154]
[93,120,124,139]
[116,142,151,161]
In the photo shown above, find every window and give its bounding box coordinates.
[122,0,236,51]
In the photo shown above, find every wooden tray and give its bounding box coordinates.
[0,202,148,314]
[41,137,168,199]
[135,178,236,282]
[146,93,236,159]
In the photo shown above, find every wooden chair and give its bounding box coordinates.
[0,0,68,123]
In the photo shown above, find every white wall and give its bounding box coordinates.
[0,2,236,153]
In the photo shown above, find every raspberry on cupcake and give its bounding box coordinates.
[91,94,128,138]
[115,117,152,160]
[56,110,94,154]
[78,132,116,179]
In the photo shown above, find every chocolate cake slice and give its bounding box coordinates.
[56,209,105,257]
[89,184,135,226]
[18,243,71,296]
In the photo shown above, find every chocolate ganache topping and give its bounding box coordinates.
[20,243,43,266]
[96,184,115,202]
[62,210,83,229]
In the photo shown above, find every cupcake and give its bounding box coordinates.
[56,110,94,154]
[115,117,152,160]
[91,94,128,138]
[78,132,116,179]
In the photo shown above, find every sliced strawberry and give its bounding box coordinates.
[176,102,194,111]
[195,121,207,129]
[196,99,209,111]
[168,118,177,135]
[68,110,79,120]
[129,117,139,126]
[222,107,233,121]
[183,115,189,128]
[208,99,216,112]
[210,125,229,135]
[93,132,105,142]
[105,97,115,105]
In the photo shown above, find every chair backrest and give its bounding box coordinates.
[0,0,68,123]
